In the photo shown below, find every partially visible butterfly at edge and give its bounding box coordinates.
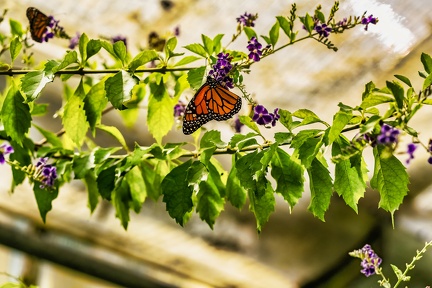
[182,76,242,135]
[26,7,51,43]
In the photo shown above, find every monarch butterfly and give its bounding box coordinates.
[183,76,242,135]
[26,7,50,43]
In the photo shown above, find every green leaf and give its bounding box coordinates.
[73,154,94,179]
[174,55,200,67]
[421,52,432,74]
[360,94,393,109]
[184,43,207,58]
[113,40,127,65]
[327,107,352,145]
[1,84,31,146]
[394,74,412,87]
[84,80,107,133]
[141,160,166,201]
[278,109,293,131]
[86,39,102,61]
[271,147,305,210]
[359,115,381,134]
[84,172,99,213]
[201,34,213,55]
[187,66,206,90]
[9,139,32,187]
[269,21,280,47]
[276,16,291,38]
[96,124,128,151]
[62,81,89,147]
[292,109,324,127]
[30,103,48,116]
[307,157,333,221]
[294,135,323,168]
[226,154,247,209]
[112,179,130,229]
[128,50,159,72]
[332,138,366,213]
[9,36,22,62]
[229,132,259,149]
[243,27,257,39]
[196,180,224,229]
[248,183,275,233]
[370,146,409,216]
[125,166,146,213]
[386,81,404,109]
[147,81,174,143]
[33,124,63,147]
[33,183,58,223]
[97,166,117,200]
[20,70,54,101]
[274,132,293,144]
[199,130,225,164]
[300,13,314,33]
[162,160,206,226]
[173,73,190,99]
[52,51,78,73]
[422,73,432,91]
[105,70,138,109]
[78,33,89,64]
[9,19,23,37]
[212,34,224,54]
[165,37,178,58]
[239,115,261,134]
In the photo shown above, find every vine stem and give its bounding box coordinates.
[0,66,196,76]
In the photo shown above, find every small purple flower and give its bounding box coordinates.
[174,102,185,117]
[233,115,244,133]
[406,143,417,164]
[36,157,57,189]
[236,12,257,27]
[41,15,68,43]
[247,37,263,62]
[0,143,14,165]
[174,26,180,36]
[111,35,127,49]
[315,23,332,37]
[361,15,378,31]
[377,124,400,145]
[337,18,348,27]
[68,32,81,49]
[208,52,234,89]
[349,244,382,277]
[252,105,273,125]
[269,108,280,127]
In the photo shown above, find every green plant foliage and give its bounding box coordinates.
[0,2,429,233]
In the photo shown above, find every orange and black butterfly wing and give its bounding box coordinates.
[206,84,242,121]
[182,78,242,135]
[183,83,214,135]
[26,7,50,43]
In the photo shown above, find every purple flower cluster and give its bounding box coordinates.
[42,16,67,43]
[0,143,14,164]
[337,18,348,27]
[111,35,128,49]
[315,23,332,37]
[36,157,57,188]
[350,244,382,277]
[68,32,81,49]
[361,14,378,31]
[233,115,244,133]
[236,12,257,27]
[247,37,263,62]
[208,52,234,89]
[406,143,417,165]
[252,105,280,127]
[377,124,400,145]
[174,102,186,117]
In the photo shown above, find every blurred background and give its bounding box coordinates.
[0,0,432,287]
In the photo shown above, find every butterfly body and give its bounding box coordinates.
[183,77,242,135]
[26,7,50,43]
